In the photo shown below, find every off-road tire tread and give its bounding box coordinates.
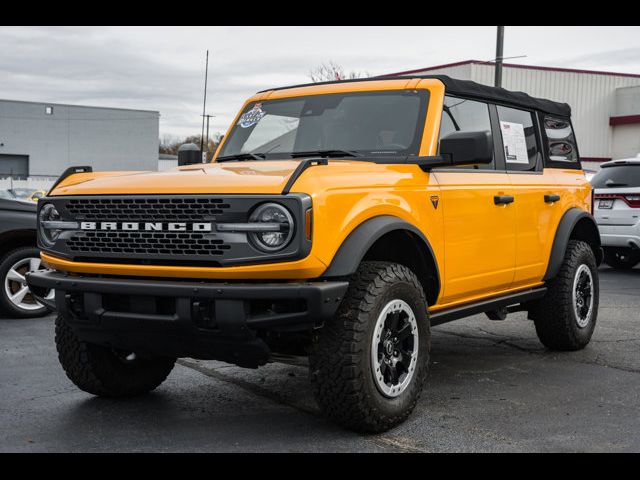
[310,261,429,433]
[55,314,175,397]
[533,240,598,351]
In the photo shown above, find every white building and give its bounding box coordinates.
[389,60,640,172]
[0,99,160,181]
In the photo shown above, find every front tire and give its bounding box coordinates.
[55,314,176,397]
[310,261,430,433]
[531,240,599,351]
[603,247,640,270]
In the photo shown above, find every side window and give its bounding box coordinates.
[439,96,494,170]
[542,116,579,166]
[496,106,540,172]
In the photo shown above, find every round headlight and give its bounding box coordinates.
[38,203,61,246]
[248,203,294,252]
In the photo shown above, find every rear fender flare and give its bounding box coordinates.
[543,208,602,281]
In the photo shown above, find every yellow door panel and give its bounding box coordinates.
[432,170,516,304]
[509,169,562,286]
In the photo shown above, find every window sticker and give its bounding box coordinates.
[238,103,267,128]
[500,121,529,164]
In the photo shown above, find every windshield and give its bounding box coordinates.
[217,90,429,160]
[591,165,640,188]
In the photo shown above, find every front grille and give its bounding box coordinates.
[66,197,230,221]
[67,231,231,256]
[43,194,309,266]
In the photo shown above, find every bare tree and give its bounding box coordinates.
[309,61,369,83]
[159,134,222,162]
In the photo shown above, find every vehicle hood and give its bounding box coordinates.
[50,161,304,196]
[50,159,425,197]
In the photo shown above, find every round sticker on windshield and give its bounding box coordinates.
[238,103,267,128]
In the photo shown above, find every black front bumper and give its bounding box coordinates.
[27,270,348,367]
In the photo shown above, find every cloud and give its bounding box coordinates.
[546,47,640,73]
[2,26,640,138]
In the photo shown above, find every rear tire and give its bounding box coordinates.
[531,240,599,351]
[309,261,430,433]
[55,314,176,397]
[603,247,640,270]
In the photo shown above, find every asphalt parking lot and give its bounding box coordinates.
[1,266,639,452]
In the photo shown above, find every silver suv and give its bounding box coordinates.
[592,159,640,269]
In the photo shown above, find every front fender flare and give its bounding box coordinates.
[322,215,439,280]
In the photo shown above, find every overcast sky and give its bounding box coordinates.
[1,26,640,139]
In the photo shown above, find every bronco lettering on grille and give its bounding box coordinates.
[79,222,213,232]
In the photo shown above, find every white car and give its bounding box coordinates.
[592,159,640,269]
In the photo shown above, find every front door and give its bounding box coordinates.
[433,170,516,304]
[433,97,516,305]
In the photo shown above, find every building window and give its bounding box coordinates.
[45,106,53,115]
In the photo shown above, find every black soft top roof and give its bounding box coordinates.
[259,74,571,118]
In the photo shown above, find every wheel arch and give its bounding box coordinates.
[543,208,602,282]
[0,229,37,256]
[322,215,440,306]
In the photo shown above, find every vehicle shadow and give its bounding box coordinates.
[40,307,636,452]
[48,368,364,452]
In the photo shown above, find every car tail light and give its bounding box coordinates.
[594,193,640,208]
[626,195,640,206]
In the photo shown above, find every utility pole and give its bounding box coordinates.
[200,50,209,159]
[495,26,505,88]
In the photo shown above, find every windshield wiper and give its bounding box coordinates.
[217,143,283,162]
[290,149,363,159]
[605,179,628,187]
[217,152,265,162]
[217,147,362,162]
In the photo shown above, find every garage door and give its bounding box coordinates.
[0,154,29,178]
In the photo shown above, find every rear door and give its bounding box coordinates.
[498,106,557,287]
[432,97,516,305]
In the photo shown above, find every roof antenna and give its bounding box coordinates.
[200,50,209,162]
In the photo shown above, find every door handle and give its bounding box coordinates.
[494,195,514,205]
[544,194,561,203]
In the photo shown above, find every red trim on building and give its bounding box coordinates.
[387,60,640,80]
[386,60,478,76]
[610,115,640,126]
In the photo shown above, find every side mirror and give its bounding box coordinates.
[439,131,493,166]
[178,143,203,166]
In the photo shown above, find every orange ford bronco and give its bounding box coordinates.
[28,76,601,432]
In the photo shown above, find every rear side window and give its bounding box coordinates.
[591,166,640,188]
[542,116,580,167]
[439,96,494,169]
[496,106,540,171]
